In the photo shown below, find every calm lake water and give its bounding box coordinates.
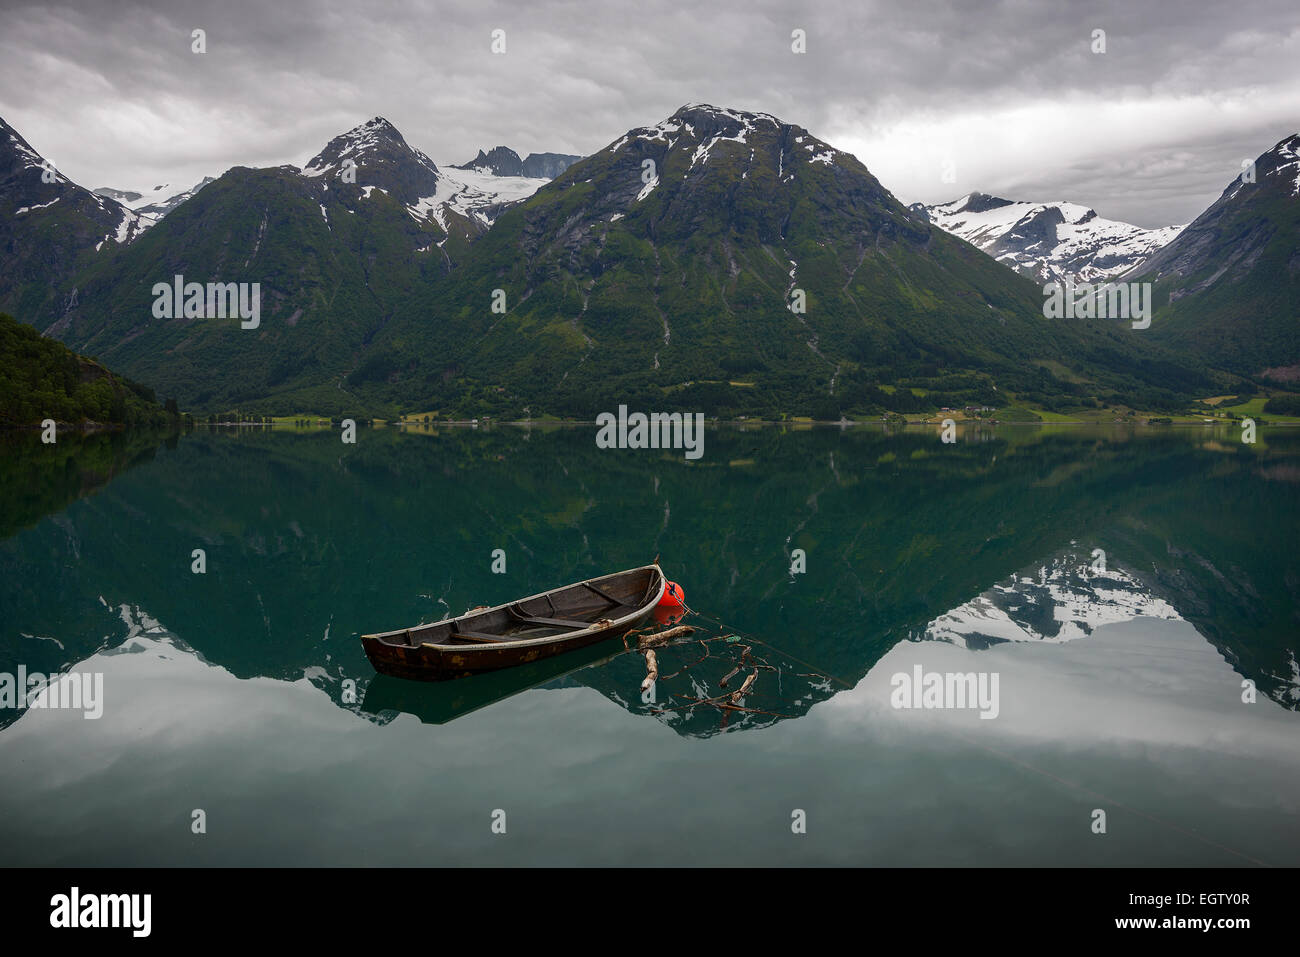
[0,423,1297,866]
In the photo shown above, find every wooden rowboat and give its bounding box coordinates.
[360,564,667,680]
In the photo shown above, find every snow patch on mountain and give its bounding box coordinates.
[682,103,782,129]
[300,117,549,235]
[111,207,137,242]
[92,206,143,251]
[92,178,215,235]
[1268,134,1300,196]
[919,544,1182,648]
[612,104,838,187]
[637,120,683,147]
[14,197,60,215]
[7,131,45,170]
[441,165,547,209]
[922,192,1184,283]
[407,190,449,231]
[407,165,548,230]
[5,130,67,184]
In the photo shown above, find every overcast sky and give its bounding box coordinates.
[1,0,1296,226]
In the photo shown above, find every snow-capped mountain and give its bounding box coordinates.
[299,117,552,236]
[0,114,145,320]
[1,117,144,249]
[50,115,544,400]
[302,116,441,201]
[353,102,1163,419]
[915,192,1184,283]
[452,145,582,179]
[608,103,848,190]
[918,545,1182,649]
[93,177,216,230]
[1267,133,1300,196]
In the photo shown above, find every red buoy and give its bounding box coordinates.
[658,580,685,609]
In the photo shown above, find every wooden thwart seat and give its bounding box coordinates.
[507,605,590,630]
[581,581,629,608]
[513,616,590,630]
[448,630,509,644]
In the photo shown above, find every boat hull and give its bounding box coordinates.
[360,564,665,681]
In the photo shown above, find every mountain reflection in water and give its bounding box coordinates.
[1,424,1297,864]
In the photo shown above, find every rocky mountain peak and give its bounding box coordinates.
[452,146,582,180]
[2,116,67,183]
[1259,132,1300,196]
[602,103,858,205]
[954,191,1015,214]
[300,116,440,204]
[0,114,146,322]
[453,146,524,176]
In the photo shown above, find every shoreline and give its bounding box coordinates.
[7,417,1297,432]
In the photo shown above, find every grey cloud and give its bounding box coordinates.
[0,0,1295,225]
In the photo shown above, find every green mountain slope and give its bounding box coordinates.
[1132,133,1300,381]
[0,312,166,426]
[26,107,1219,416]
[49,118,474,412]
[359,105,1210,418]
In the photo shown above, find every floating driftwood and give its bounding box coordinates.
[641,650,659,692]
[729,670,757,704]
[637,625,696,648]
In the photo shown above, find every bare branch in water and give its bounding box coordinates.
[638,625,697,647]
[640,649,659,693]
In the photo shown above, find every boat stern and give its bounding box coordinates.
[361,632,454,681]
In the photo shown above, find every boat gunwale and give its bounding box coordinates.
[361,563,665,653]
